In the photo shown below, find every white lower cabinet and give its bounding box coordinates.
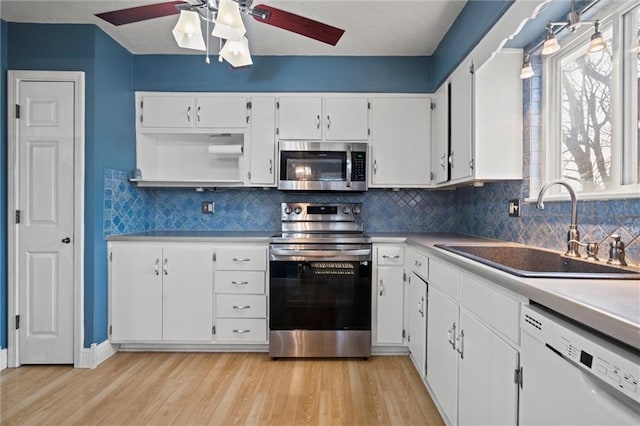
[109,242,214,342]
[426,257,521,425]
[406,271,427,378]
[374,245,405,345]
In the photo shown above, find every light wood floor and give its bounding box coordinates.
[0,352,444,425]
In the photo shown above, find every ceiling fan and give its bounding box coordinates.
[96,0,345,67]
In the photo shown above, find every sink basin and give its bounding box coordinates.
[435,244,640,280]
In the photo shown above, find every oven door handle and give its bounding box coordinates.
[270,248,371,257]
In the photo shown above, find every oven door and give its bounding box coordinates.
[269,245,372,331]
[277,141,367,191]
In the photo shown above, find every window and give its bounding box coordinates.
[543,1,640,199]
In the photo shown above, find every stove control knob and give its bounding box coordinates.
[342,206,351,214]
[294,206,303,215]
[284,206,293,215]
[352,205,361,215]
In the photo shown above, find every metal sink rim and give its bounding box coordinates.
[434,243,640,280]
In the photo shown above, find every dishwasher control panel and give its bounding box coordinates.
[522,305,640,404]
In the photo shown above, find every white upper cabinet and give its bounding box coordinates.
[249,96,276,186]
[277,96,369,141]
[138,93,249,131]
[430,84,450,184]
[369,96,432,187]
[449,59,474,182]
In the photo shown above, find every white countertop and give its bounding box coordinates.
[108,230,275,242]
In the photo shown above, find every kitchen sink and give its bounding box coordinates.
[434,244,640,280]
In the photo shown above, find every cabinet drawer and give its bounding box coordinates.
[377,246,405,265]
[215,271,265,294]
[460,274,521,344]
[407,250,429,280]
[216,319,267,342]
[216,295,267,318]
[429,258,460,300]
[216,246,267,271]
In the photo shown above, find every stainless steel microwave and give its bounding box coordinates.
[277,141,368,191]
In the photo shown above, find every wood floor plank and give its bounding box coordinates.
[0,353,444,425]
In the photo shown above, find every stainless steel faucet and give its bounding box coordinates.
[536,179,581,257]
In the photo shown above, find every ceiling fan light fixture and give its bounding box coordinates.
[220,36,253,67]
[212,0,246,41]
[172,10,206,51]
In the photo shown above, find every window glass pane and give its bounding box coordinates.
[559,28,613,192]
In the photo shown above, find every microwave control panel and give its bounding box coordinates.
[352,152,366,181]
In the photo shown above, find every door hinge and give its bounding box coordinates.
[246,101,252,110]
[15,210,21,224]
[430,172,435,181]
[430,101,436,110]
[514,366,523,388]
[213,253,216,262]
[212,325,216,335]
[368,128,370,136]
[402,329,406,338]
[276,128,279,135]
[140,100,143,109]
[15,104,20,119]
[140,114,143,123]
[15,315,20,330]
[469,63,475,74]
[109,325,112,336]
[276,101,280,109]
[109,252,113,261]
[248,171,252,180]
[407,334,411,343]
[403,271,407,282]
[469,159,475,170]
[367,101,371,110]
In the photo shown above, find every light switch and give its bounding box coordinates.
[202,201,215,214]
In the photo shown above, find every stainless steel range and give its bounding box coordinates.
[269,202,372,358]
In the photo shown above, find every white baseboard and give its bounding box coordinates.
[0,348,7,371]
[78,340,119,369]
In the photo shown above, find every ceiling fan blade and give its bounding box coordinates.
[96,1,185,26]
[251,4,345,46]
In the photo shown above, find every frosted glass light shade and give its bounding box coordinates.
[172,10,206,51]
[587,31,606,53]
[220,37,253,67]
[520,63,534,79]
[212,0,246,41]
[541,35,560,55]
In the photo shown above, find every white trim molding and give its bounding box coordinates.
[7,70,85,368]
[78,340,119,369]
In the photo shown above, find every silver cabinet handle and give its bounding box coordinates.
[382,254,400,260]
[269,159,273,174]
[197,106,201,122]
[233,329,250,334]
[379,279,384,296]
[233,257,251,263]
[449,152,454,168]
[327,115,331,130]
[316,114,321,129]
[456,330,464,359]
[154,258,160,276]
[373,159,378,174]
[440,154,447,170]
[231,281,249,285]
[187,106,191,122]
[163,258,168,275]
[418,297,424,317]
[233,305,251,310]
[447,322,456,350]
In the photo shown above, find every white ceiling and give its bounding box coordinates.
[0,0,467,55]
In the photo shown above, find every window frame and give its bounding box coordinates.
[538,0,640,201]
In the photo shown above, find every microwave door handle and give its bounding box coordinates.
[346,145,352,188]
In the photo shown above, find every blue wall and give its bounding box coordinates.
[1,20,7,349]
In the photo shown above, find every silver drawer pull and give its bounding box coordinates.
[233,305,251,310]
[233,257,251,262]
[231,281,249,285]
[233,329,250,334]
[382,254,400,259]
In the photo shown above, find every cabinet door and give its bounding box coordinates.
[370,97,431,187]
[110,244,163,341]
[430,84,450,184]
[140,95,194,129]
[324,97,369,140]
[407,274,427,378]
[426,285,459,425]
[277,97,322,140]
[375,266,404,345]
[249,97,276,185]
[449,61,474,181]
[458,309,519,426]
[196,96,248,129]
[162,246,214,341]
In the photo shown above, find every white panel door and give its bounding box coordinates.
[141,95,194,128]
[375,266,404,345]
[196,96,248,129]
[370,97,431,186]
[249,97,276,185]
[426,285,459,425]
[407,274,427,378]
[162,245,214,341]
[449,61,474,181]
[430,84,450,184]
[458,308,519,426]
[277,97,322,140]
[110,244,163,342]
[324,97,369,140]
[18,81,75,364]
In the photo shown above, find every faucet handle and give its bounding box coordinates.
[607,234,627,266]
